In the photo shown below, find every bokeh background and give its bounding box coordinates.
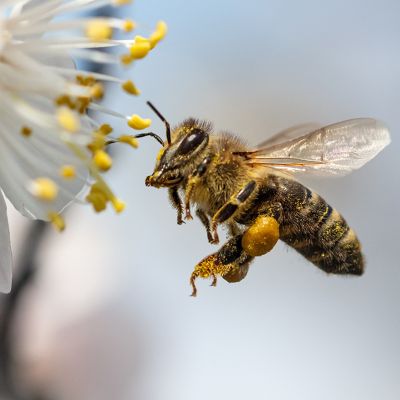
[2,0,400,399]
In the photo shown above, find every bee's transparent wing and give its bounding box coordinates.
[256,122,321,149]
[240,118,390,176]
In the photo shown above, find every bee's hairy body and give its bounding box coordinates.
[187,133,363,276]
[236,176,363,275]
[146,118,364,295]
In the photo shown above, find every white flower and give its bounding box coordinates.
[0,0,167,293]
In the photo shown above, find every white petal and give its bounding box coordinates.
[0,119,89,220]
[0,190,12,293]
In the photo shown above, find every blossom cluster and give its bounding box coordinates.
[0,0,167,292]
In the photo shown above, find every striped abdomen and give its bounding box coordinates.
[277,179,364,275]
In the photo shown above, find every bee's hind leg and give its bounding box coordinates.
[190,213,282,295]
[190,234,254,296]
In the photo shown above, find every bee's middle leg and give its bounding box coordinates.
[196,208,214,243]
[210,180,257,244]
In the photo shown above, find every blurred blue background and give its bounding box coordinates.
[5,0,400,399]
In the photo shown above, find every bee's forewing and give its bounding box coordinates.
[246,118,391,177]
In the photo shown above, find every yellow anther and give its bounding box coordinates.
[76,75,96,86]
[86,20,112,41]
[30,178,59,201]
[86,185,108,212]
[86,181,123,213]
[130,36,151,59]
[120,53,134,65]
[48,212,66,232]
[55,95,75,109]
[57,107,80,133]
[119,135,139,148]
[21,126,32,137]
[76,97,90,114]
[111,198,126,213]
[60,165,76,179]
[87,131,107,153]
[149,21,168,49]
[128,114,151,130]
[90,82,104,99]
[122,80,141,95]
[113,0,132,5]
[93,150,112,171]
[123,19,136,32]
[98,124,113,135]
[134,35,148,43]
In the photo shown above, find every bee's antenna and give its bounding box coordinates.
[147,101,171,145]
[106,132,164,146]
[134,132,165,146]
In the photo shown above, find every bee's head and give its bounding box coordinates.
[145,118,211,188]
[137,102,211,188]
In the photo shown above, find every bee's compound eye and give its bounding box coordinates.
[176,129,207,156]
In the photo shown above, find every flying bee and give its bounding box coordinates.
[136,102,390,296]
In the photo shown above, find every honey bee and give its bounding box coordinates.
[137,102,390,296]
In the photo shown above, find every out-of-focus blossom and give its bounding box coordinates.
[0,0,167,293]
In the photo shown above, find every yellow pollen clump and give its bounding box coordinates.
[21,126,32,137]
[122,80,141,95]
[60,165,76,179]
[48,212,66,232]
[57,107,80,133]
[30,178,59,201]
[86,20,112,41]
[123,19,136,32]
[242,216,280,257]
[90,83,104,99]
[119,135,139,148]
[128,114,151,130]
[149,21,168,49]
[93,150,113,171]
[130,36,151,59]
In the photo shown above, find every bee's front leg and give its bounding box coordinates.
[184,156,212,221]
[168,187,184,225]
